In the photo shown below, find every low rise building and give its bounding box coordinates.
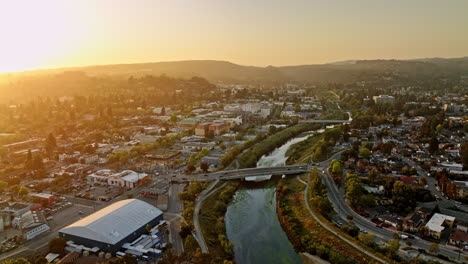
[425,213,455,239]
[87,169,148,189]
[373,95,395,104]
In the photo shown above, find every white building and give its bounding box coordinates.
[87,169,148,189]
[425,213,455,239]
[373,95,395,104]
[18,211,50,240]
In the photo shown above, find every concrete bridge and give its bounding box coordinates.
[190,165,310,181]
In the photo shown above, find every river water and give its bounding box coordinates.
[225,134,313,264]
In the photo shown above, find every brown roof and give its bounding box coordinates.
[56,252,79,264]
[450,229,468,242]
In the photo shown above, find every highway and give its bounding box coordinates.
[317,156,467,261]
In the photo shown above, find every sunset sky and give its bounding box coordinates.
[1,0,468,72]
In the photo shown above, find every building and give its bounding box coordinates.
[87,169,148,189]
[194,122,211,137]
[59,199,163,254]
[373,95,395,104]
[444,103,466,114]
[209,123,228,136]
[19,211,50,240]
[425,213,455,239]
[30,193,56,206]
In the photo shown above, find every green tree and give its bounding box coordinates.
[183,234,199,253]
[428,242,439,254]
[359,147,371,159]
[18,186,29,197]
[1,258,30,264]
[386,239,400,255]
[358,232,375,246]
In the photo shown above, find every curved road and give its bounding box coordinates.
[192,179,226,253]
[303,174,389,264]
[317,158,467,261]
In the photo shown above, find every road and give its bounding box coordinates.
[166,183,184,255]
[303,173,388,264]
[0,203,95,261]
[192,180,221,253]
[317,157,467,261]
[393,151,468,212]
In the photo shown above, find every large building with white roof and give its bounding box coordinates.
[59,199,163,253]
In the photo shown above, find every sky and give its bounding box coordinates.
[1,0,468,72]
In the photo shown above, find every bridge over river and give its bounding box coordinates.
[190,165,310,182]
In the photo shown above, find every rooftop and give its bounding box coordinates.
[60,199,162,244]
[425,213,456,233]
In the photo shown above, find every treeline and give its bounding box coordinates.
[235,123,321,168]
[198,181,240,263]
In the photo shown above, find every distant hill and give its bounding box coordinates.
[5,57,468,84]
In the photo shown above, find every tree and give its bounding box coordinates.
[386,239,400,255]
[18,186,29,197]
[359,147,371,159]
[49,237,67,254]
[184,234,199,253]
[461,142,468,170]
[0,181,8,194]
[429,136,439,154]
[358,232,375,246]
[2,259,30,264]
[200,162,209,173]
[428,242,439,254]
[34,257,47,264]
[25,150,33,169]
[186,164,196,173]
[45,133,57,156]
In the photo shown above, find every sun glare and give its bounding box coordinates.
[0,1,81,72]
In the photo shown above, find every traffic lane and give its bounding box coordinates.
[320,171,465,259]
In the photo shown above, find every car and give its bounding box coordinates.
[78,211,84,215]
[417,248,426,253]
[376,224,383,228]
[408,235,415,239]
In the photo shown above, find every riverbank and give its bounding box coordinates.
[235,123,321,168]
[276,173,382,264]
[198,180,239,263]
[286,126,342,164]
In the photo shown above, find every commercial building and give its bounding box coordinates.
[373,95,395,104]
[425,213,455,239]
[87,169,148,189]
[59,199,163,254]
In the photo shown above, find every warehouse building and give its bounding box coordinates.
[59,199,163,253]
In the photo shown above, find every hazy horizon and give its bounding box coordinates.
[1,0,468,73]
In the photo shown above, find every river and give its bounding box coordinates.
[224,134,313,264]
